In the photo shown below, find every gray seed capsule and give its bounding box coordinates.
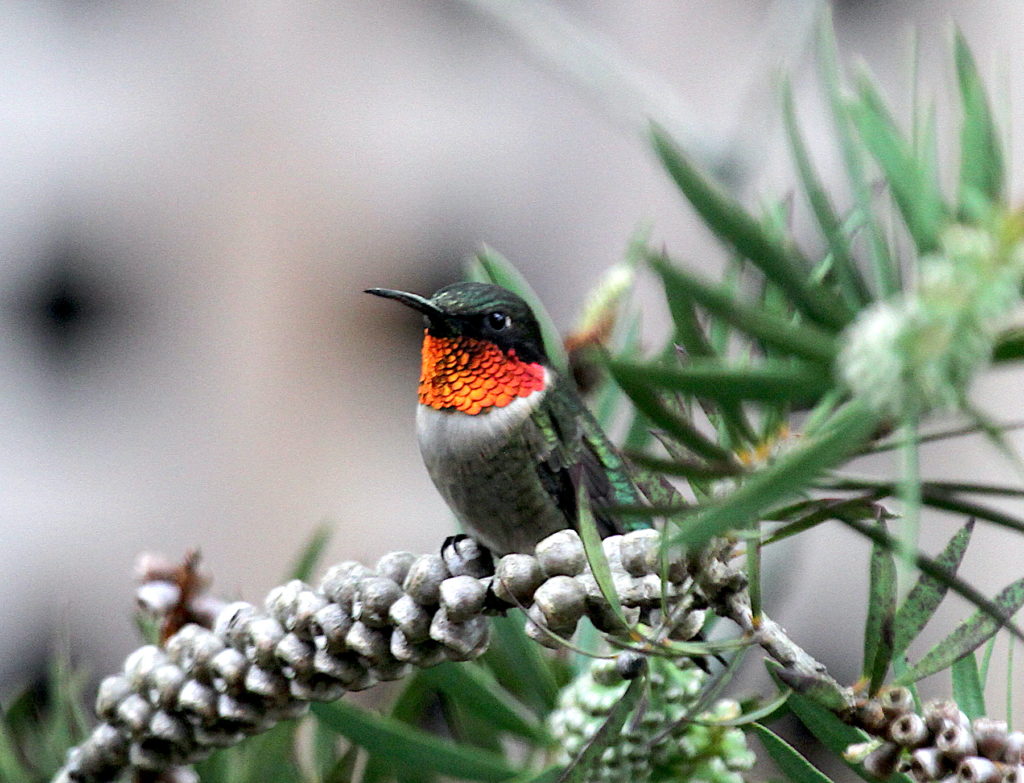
[211,648,249,692]
[276,633,316,677]
[524,607,559,649]
[668,608,706,641]
[96,675,132,721]
[124,645,168,691]
[535,529,587,577]
[244,665,289,700]
[290,676,349,702]
[345,621,392,664]
[938,722,979,759]
[889,713,929,748]
[353,577,404,627]
[908,747,951,782]
[492,554,544,605]
[214,602,258,650]
[217,694,262,726]
[439,575,488,623]
[176,680,218,723]
[620,529,661,576]
[313,603,352,653]
[973,718,1010,760]
[368,658,412,682]
[601,535,624,570]
[149,710,189,747]
[166,625,226,679]
[388,594,434,643]
[429,608,490,659]
[313,649,364,684]
[863,742,902,779]
[150,664,186,708]
[192,724,245,749]
[289,589,329,638]
[880,686,915,718]
[1004,732,1024,764]
[319,561,374,607]
[244,616,286,668]
[376,550,418,585]
[442,536,493,578]
[924,699,970,732]
[116,693,154,735]
[403,554,449,605]
[533,575,586,631]
[390,630,446,667]
[957,756,1002,783]
[136,581,181,615]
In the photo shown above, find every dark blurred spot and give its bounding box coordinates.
[15,245,124,368]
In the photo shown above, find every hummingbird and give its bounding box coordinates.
[365,281,646,557]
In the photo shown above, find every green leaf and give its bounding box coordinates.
[624,452,741,481]
[864,516,897,693]
[609,363,736,463]
[577,483,628,632]
[468,246,569,375]
[993,327,1024,362]
[479,613,561,716]
[892,519,974,657]
[650,253,839,363]
[0,719,31,783]
[896,577,1024,684]
[289,523,333,582]
[952,652,987,720]
[674,400,880,548]
[748,723,834,783]
[816,10,896,298]
[557,677,645,783]
[609,358,834,404]
[418,663,548,743]
[847,70,947,254]
[954,30,1004,212]
[781,79,869,309]
[312,701,518,782]
[323,744,360,783]
[840,516,1024,647]
[650,123,850,331]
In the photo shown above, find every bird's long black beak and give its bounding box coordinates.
[364,288,446,323]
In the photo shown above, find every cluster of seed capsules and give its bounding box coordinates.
[548,657,755,783]
[56,528,711,782]
[857,687,1024,783]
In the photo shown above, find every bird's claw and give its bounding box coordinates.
[441,534,494,578]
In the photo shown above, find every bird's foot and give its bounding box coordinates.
[441,534,495,579]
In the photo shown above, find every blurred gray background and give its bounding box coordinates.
[2,0,1023,722]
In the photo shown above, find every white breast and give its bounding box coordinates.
[416,384,547,466]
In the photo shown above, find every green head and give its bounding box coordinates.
[365,282,550,364]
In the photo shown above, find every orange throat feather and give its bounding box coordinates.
[418,332,546,415]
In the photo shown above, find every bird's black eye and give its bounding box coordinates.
[485,311,511,331]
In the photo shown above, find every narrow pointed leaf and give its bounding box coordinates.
[577,482,627,630]
[625,452,741,481]
[469,247,569,375]
[0,721,31,783]
[896,577,1024,684]
[480,613,561,715]
[674,400,880,548]
[840,516,1024,646]
[951,652,987,720]
[954,30,1003,211]
[748,723,834,783]
[557,677,645,783]
[919,490,1024,536]
[864,517,897,693]
[650,253,839,363]
[312,701,518,782]
[610,358,833,403]
[781,79,869,308]
[650,123,850,330]
[323,744,360,783]
[289,523,333,582]
[609,364,735,463]
[418,663,548,743]
[817,10,896,297]
[892,519,974,656]
[847,72,946,253]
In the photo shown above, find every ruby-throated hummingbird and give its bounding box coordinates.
[366,281,646,556]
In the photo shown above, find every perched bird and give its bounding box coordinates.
[366,281,646,556]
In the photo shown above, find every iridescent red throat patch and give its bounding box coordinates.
[419,332,546,414]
